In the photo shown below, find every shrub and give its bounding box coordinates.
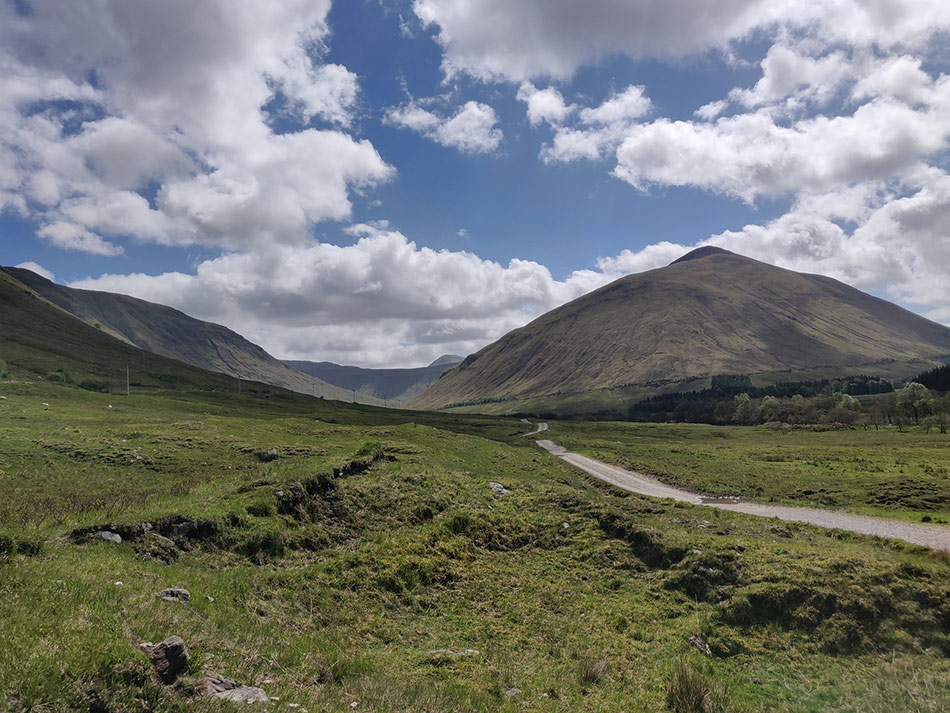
[666,659,729,713]
[577,656,609,685]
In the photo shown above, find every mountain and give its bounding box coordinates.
[0,268,275,392]
[1,266,375,404]
[284,354,463,404]
[412,248,950,411]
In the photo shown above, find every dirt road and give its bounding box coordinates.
[534,431,950,552]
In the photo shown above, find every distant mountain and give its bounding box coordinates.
[1,266,377,404]
[0,268,278,392]
[412,248,950,412]
[285,354,463,404]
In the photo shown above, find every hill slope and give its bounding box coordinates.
[285,355,463,404]
[0,269,279,392]
[413,248,950,410]
[1,266,372,403]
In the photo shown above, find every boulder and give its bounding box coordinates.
[488,482,510,495]
[140,636,190,683]
[97,531,122,543]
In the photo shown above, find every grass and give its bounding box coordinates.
[545,420,950,521]
[2,382,950,711]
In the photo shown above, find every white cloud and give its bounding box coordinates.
[613,85,950,201]
[37,222,124,256]
[530,85,652,163]
[386,100,503,154]
[15,261,55,282]
[414,0,950,82]
[516,83,574,126]
[0,0,392,255]
[72,225,613,367]
[729,45,854,111]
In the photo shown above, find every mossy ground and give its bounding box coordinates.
[1,383,949,712]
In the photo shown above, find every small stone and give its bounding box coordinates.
[426,648,480,657]
[114,581,123,586]
[158,587,190,603]
[504,687,521,698]
[205,595,215,602]
[688,633,712,657]
[202,673,269,703]
[97,531,122,543]
[561,522,570,529]
[142,636,190,683]
[488,481,510,494]
[349,703,358,709]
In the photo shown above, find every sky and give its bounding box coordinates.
[2,0,949,368]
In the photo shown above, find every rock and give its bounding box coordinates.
[488,482,510,494]
[504,687,522,698]
[260,448,279,462]
[157,587,190,603]
[97,530,122,543]
[426,647,480,657]
[688,633,712,656]
[202,673,269,703]
[140,636,190,683]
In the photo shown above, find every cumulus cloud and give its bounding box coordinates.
[516,85,652,163]
[72,225,614,367]
[414,0,950,81]
[613,80,950,201]
[15,261,55,281]
[0,0,392,255]
[385,100,503,154]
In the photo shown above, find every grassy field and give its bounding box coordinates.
[2,382,950,712]
[546,421,950,522]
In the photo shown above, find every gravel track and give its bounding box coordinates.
[534,431,950,552]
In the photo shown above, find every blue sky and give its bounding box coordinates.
[2,0,949,366]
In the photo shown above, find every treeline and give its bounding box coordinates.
[917,364,950,392]
[626,371,950,431]
[627,374,894,424]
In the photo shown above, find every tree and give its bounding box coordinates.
[733,392,754,425]
[897,382,934,425]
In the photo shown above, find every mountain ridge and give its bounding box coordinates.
[412,250,950,411]
[1,266,378,404]
[284,354,463,404]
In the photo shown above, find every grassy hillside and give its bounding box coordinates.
[3,382,950,712]
[285,355,462,404]
[1,266,373,404]
[0,269,281,394]
[413,249,950,412]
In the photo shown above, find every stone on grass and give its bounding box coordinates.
[202,673,269,703]
[689,633,712,656]
[157,587,190,603]
[140,636,190,683]
[97,530,122,543]
[488,482,510,495]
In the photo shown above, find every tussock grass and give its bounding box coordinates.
[2,383,950,711]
